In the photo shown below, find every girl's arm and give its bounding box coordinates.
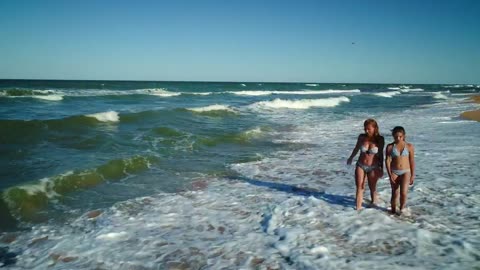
[408,144,416,185]
[347,135,362,165]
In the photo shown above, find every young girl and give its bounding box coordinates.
[385,126,416,215]
[347,119,385,210]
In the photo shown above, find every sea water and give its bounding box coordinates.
[0,80,479,269]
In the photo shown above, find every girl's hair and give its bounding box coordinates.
[391,126,406,136]
[364,118,380,138]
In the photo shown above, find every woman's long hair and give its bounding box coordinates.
[364,118,381,141]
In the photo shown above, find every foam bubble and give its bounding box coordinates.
[86,111,120,122]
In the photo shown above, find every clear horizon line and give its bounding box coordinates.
[0,78,478,85]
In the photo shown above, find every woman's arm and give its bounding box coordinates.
[385,144,394,181]
[408,144,415,185]
[378,136,385,167]
[347,135,362,165]
[377,136,385,177]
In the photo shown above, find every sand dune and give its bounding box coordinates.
[460,95,480,122]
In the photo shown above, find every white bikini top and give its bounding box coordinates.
[361,145,378,155]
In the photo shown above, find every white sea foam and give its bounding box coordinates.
[373,91,401,98]
[451,93,474,96]
[229,90,272,96]
[86,111,120,122]
[46,88,181,97]
[9,169,479,269]
[96,231,129,241]
[144,89,181,97]
[252,97,350,109]
[5,84,480,270]
[4,177,60,200]
[187,104,236,113]
[32,95,64,101]
[439,120,472,124]
[305,83,318,86]
[244,127,267,138]
[399,88,424,93]
[295,89,360,94]
[37,89,56,94]
[387,85,411,90]
[432,116,452,121]
[229,89,360,96]
[240,83,246,87]
[433,92,449,100]
[443,84,474,88]
[190,92,213,95]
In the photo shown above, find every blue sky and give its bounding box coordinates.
[0,0,479,83]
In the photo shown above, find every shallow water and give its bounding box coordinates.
[0,80,479,269]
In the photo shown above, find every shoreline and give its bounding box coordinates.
[460,95,480,122]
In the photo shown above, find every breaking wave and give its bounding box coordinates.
[251,97,350,109]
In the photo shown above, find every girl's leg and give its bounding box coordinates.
[355,166,366,210]
[399,173,411,211]
[367,171,379,205]
[390,180,400,214]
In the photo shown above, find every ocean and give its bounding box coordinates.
[0,80,479,269]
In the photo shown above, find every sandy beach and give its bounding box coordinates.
[460,95,480,122]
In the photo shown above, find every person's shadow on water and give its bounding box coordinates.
[228,176,356,208]
[228,176,361,233]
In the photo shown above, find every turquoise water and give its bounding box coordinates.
[0,80,479,269]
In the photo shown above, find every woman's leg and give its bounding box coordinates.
[367,170,379,205]
[399,172,412,211]
[355,166,366,210]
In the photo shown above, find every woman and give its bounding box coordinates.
[385,126,415,215]
[347,119,385,210]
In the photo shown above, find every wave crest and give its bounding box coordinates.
[186,105,237,116]
[143,89,181,97]
[252,97,350,109]
[2,156,158,221]
[86,111,120,122]
[33,95,64,101]
[374,91,401,98]
[228,89,360,96]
